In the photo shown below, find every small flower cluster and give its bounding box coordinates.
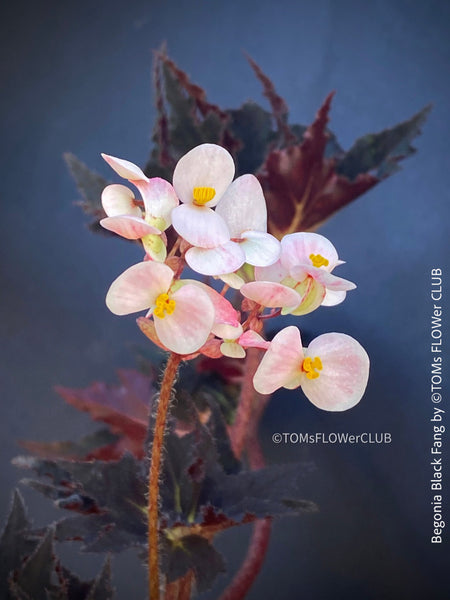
[102,144,369,411]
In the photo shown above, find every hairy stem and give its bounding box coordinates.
[148,352,182,600]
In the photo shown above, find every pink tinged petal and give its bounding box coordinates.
[171,203,230,248]
[301,333,370,412]
[213,323,243,340]
[239,330,270,350]
[282,277,326,316]
[221,341,246,359]
[240,281,301,309]
[100,215,159,239]
[154,284,215,355]
[291,265,356,292]
[173,143,235,207]
[186,280,240,327]
[133,178,179,228]
[322,289,347,307]
[215,174,267,236]
[186,242,245,276]
[101,184,141,217]
[198,338,223,359]
[253,326,304,395]
[280,232,339,272]
[101,153,148,181]
[106,262,174,315]
[239,231,280,267]
[255,260,289,283]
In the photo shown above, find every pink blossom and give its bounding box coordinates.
[241,232,355,315]
[100,154,179,262]
[253,326,369,411]
[105,261,215,355]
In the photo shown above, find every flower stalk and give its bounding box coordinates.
[148,352,182,600]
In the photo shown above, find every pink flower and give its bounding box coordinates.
[105,261,215,355]
[211,323,270,359]
[240,232,356,315]
[100,154,179,262]
[253,326,369,411]
[171,144,246,276]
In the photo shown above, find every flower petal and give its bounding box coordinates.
[282,277,326,316]
[322,289,347,307]
[173,144,235,207]
[215,174,267,236]
[290,265,356,292]
[253,326,304,394]
[255,260,289,283]
[101,153,148,181]
[133,178,179,229]
[239,330,270,350]
[106,262,174,315]
[217,272,246,290]
[281,232,339,272]
[239,231,280,267]
[186,242,245,276]
[100,216,160,239]
[154,284,215,354]
[213,323,243,340]
[171,203,230,248]
[301,333,370,411]
[101,184,141,217]
[240,281,301,308]
[184,280,240,327]
[221,341,246,359]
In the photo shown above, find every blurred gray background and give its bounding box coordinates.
[1,0,449,598]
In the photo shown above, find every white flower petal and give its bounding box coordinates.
[101,184,141,217]
[215,174,267,236]
[239,231,280,267]
[321,289,347,307]
[106,262,174,315]
[185,242,245,276]
[154,284,215,354]
[101,153,148,181]
[253,326,304,394]
[171,204,230,248]
[301,333,370,412]
[213,323,243,340]
[100,216,159,239]
[281,232,339,272]
[173,143,235,206]
[240,281,301,308]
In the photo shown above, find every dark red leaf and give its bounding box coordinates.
[246,54,297,146]
[54,370,154,459]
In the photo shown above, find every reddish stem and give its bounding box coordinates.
[148,353,182,600]
[229,348,263,459]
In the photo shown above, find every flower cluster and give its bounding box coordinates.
[102,143,369,411]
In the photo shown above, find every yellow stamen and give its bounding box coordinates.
[302,356,323,380]
[193,186,216,206]
[309,253,329,268]
[153,293,176,319]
